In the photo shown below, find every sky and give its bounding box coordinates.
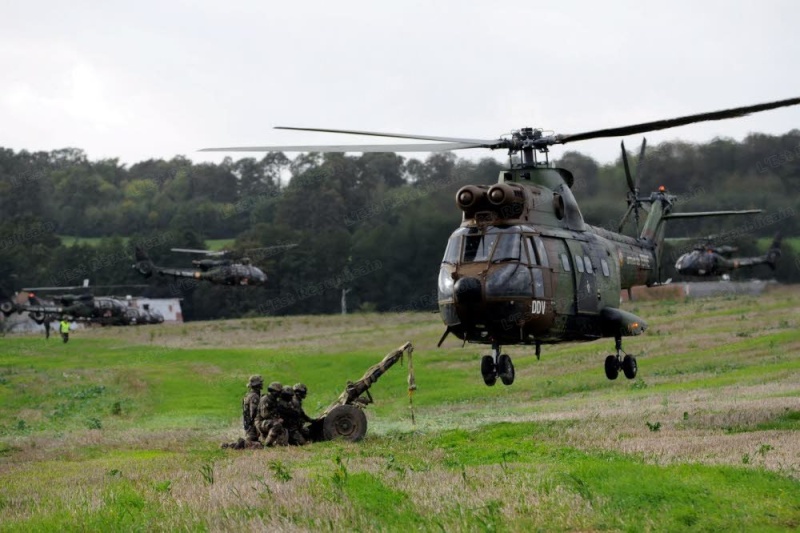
[2,1,799,167]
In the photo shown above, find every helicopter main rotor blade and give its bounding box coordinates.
[200,141,488,153]
[555,97,800,145]
[171,248,226,256]
[274,126,498,145]
[664,209,762,220]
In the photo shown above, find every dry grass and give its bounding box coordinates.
[1,284,799,530]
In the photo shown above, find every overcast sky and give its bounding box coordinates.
[2,1,799,167]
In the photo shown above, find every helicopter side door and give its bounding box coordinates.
[566,239,599,315]
[545,238,577,316]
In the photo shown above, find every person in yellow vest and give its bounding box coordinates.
[59,319,71,343]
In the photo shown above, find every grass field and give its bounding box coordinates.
[758,236,800,253]
[1,287,799,530]
[58,236,235,251]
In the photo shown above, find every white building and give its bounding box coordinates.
[127,297,184,323]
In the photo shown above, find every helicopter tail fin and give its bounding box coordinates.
[766,232,782,270]
[133,246,155,278]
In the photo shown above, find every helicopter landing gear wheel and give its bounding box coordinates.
[604,355,619,380]
[481,355,497,386]
[622,355,638,380]
[497,354,515,386]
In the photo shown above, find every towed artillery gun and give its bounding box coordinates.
[308,342,415,442]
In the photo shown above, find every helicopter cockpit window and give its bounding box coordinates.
[463,234,498,263]
[575,255,585,273]
[442,234,461,264]
[491,234,521,263]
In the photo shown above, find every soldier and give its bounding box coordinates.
[278,385,312,445]
[242,375,263,444]
[292,382,314,442]
[256,381,288,446]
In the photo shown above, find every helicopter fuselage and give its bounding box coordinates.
[437,167,666,349]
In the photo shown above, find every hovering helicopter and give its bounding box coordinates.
[201,96,800,386]
[673,233,782,278]
[133,245,296,286]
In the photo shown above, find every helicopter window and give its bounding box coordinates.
[524,238,537,266]
[601,259,610,277]
[463,234,498,263]
[533,237,550,268]
[442,235,461,264]
[491,234,521,263]
[531,268,544,298]
[584,256,594,274]
[560,254,571,272]
[574,255,585,273]
[485,264,532,298]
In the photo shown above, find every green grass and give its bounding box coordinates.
[58,236,235,250]
[205,238,235,251]
[58,235,115,247]
[0,287,799,530]
[759,236,800,252]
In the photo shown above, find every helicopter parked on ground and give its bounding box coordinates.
[673,234,782,278]
[0,280,150,326]
[133,245,296,287]
[201,96,800,386]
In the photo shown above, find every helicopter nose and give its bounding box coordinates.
[454,277,482,305]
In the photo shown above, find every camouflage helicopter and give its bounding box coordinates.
[201,96,800,386]
[673,233,782,278]
[133,244,296,286]
[0,280,147,326]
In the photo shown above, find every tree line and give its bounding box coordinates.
[1,130,798,321]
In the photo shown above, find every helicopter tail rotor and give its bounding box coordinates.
[767,232,783,270]
[617,139,647,233]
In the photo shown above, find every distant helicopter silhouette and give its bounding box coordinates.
[674,234,782,277]
[134,244,296,286]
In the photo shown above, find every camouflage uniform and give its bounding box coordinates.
[292,383,313,443]
[278,385,311,446]
[242,375,263,443]
[256,381,288,446]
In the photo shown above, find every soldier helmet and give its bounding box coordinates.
[280,385,295,399]
[293,383,307,397]
[267,381,282,394]
[247,375,263,388]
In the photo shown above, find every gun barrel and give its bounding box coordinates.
[317,342,413,420]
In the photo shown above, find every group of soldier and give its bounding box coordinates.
[223,374,313,449]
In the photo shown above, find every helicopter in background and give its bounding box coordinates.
[0,280,150,326]
[201,96,800,387]
[133,244,296,287]
[673,233,782,278]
